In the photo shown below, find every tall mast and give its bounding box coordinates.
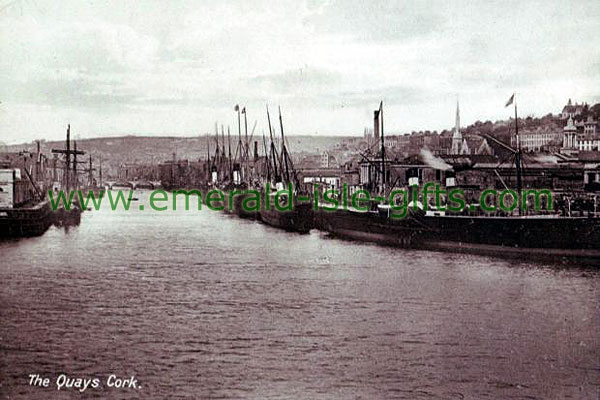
[88,155,93,187]
[243,107,248,160]
[278,106,292,184]
[266,105,279,183]
[206,132,210,164]
[379,101,385,195]
[221,124,226,181]
[514,95,522,215]
[227,125,232,180]
[214,123,220,166]
[221,125,226,159]
[262,131,271,182]
[206,132,211,183]
[243,107,248,180]
[236,105,242,166]
[66,124,70,190]
[73,140,78,189]
[236,105,242,144]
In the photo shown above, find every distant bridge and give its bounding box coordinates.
[105,181,159,190]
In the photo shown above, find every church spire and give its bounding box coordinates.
[451,99,462,154]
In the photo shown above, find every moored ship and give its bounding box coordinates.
[258,106,313,233]
[260,188,313,233]
[316,99,600,262]
[0,168,53,237]
[0,200,53,237]
[316,205,600,260]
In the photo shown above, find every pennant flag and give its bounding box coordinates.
[241,107,246,114]
[505,93,515,107]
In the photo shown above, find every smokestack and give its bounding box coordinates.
[254,141,258,161]
[373,110,380,151]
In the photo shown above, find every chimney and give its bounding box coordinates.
[254,140,258,161]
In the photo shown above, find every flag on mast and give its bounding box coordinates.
[234,104,239,111]
[505,93,515,107]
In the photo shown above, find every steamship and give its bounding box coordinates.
[316,100,600,262]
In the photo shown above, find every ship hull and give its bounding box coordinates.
[223,191,259,219]
[0,201,53,238]
[260,202,313,233]
[317,209,600,261]
[315,208,427,247]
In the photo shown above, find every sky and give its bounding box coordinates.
[0,0,599,144]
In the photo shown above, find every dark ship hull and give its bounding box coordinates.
[260,201,313,233]
[199,185,224,210]
[223,190,259,219]
[0,200,53,238]
[316,208,600,261]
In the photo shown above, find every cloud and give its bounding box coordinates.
[1,76,137,108]
[0,0,599,143]
[249,67,341,94]
[303,0,442,42]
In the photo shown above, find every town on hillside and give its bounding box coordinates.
[2,99,599,199]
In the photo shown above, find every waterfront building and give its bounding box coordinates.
[320,151,338,168]
[300,167,341,190]
[511,126,563,152]
[583,115,598,135]
[560,98,586,120]
[578,135,600,152]
[578,116,600,152]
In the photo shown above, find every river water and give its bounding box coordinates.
[1,191,599,399]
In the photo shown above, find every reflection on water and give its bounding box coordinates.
[1,191,599,399]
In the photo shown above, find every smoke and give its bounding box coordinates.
[420,148,452,171]
[532,154,559,164]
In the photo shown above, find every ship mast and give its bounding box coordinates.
[379,101,385,195]
[278,106,291,185]
[52,124,85,191]
[88,155,93,187]
[513,95,523,215]
[227,126,232,182]
[243,107,249,181]
[262,131,271,182]
[66,125,70,190]
[206,132,210,165]
[99,155,103,187]
[235,104,242,182]
[266,105,280,184]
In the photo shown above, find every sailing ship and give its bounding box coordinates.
[258,106,313,233]
[51,124,83,226]
[316,98,600,261]
[223,106,259,219]
[201,124,228,210]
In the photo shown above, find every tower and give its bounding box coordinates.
[451,100,462,154]
[562,116,578,150]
